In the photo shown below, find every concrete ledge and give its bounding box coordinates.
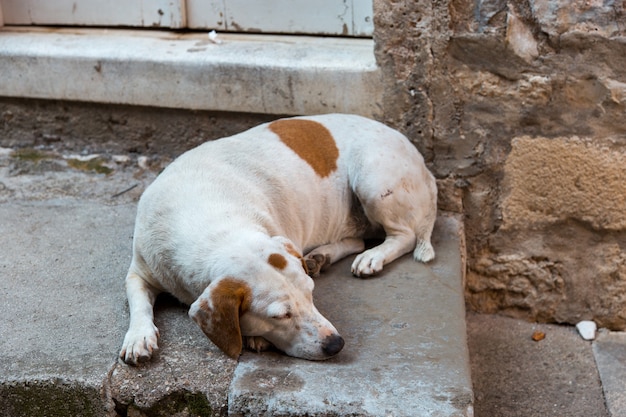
[0,199,237,417]
[0,150,471,416]
[0,199,472,416]
[0,27,382,117]
[229,215,473,417]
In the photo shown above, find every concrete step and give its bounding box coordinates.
[0,27,381,118]
[0,154,473,416]
[594,331,626,416]
[229,215,473,417]
[468,313,608,416]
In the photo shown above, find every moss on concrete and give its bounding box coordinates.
[67,157,114,175]
[125,391,213,417]
[11,148,53,163]
[0,380,105,417]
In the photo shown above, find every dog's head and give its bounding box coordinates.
[188,237,344,360]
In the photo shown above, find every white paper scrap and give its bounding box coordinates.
[208,30,223,44]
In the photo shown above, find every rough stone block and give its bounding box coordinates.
[466,136,626,329]
[502,136,626,231]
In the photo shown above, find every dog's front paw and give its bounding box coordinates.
[304,253,331,277]
[244,336,274,352]
[119,324,160,365]
[351,250,384,277]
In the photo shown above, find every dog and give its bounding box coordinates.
[119,114,437,364]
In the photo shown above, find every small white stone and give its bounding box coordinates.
[138,156,150,170]
[65,153,100,161]
[506,11,538,61]
[112,155,130,164]
[576,320,597,341]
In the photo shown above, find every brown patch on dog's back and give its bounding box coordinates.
[269,119,339,178]
[268,253,288,270]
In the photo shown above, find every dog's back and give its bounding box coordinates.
[133,114,435,292]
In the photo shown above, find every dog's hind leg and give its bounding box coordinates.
[350,167,436,277]
[119,267,161,365]
[412,210,436,263]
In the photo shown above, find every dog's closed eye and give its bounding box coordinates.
[272,311,293,320]
[267,302,293,320]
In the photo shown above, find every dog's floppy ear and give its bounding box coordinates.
[189,277,252,359]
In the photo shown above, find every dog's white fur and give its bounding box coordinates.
[119,114,437,364]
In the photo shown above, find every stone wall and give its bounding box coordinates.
[374,0,626,328]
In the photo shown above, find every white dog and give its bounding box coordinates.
[119,114,437,364]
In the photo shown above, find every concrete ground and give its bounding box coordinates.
[467,312,625,417]
[1,144,625,416]
[0,146,472,416]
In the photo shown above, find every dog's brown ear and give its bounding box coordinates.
[189,278,252,359]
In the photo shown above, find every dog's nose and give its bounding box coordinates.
[322,334,345,356]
